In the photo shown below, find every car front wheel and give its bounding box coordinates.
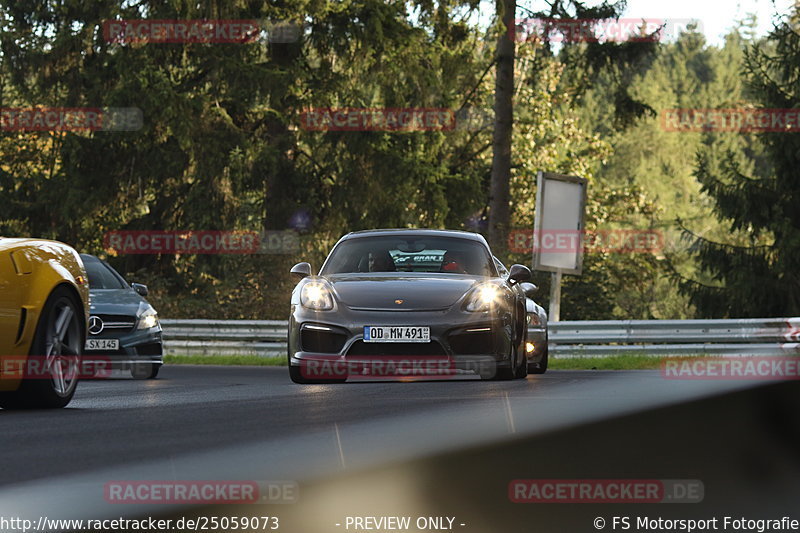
[0,286,83,409]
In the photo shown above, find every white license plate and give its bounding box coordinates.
[363,326,430,343]
[85,339,119,351]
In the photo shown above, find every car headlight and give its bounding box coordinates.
[464,284,500,312]
[301,281,334,310]
[529,313,541,326]
[137,309,159,330]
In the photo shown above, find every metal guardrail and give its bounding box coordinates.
[160,317,800,358]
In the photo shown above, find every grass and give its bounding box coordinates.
[164,353,667,370]
[549,354,664,370]
[164,354,286,366]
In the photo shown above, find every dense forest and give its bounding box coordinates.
[1,1,797,320]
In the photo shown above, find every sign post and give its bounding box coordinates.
[532,171,588,321]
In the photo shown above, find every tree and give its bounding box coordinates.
[486,0,660,252]
[679,12,800,317]
[0,0,494,318]
[487,0,515,254]
[574,25,766,318]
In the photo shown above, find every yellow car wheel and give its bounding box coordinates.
[0,286,84,409]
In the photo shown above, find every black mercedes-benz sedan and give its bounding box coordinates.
[80,254,163,379]
[288,229,532,383]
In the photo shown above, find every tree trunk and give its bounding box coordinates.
[487,0,515,255]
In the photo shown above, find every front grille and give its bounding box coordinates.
[449,330,495,355]
[301,326,347,354]
[346,340,447,356]
[91,314,136,335]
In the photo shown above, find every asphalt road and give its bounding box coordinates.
[0,365,591,486]
[0,365,761,490]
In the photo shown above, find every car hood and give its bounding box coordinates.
[88,289,148,316]
[325,274,482,310]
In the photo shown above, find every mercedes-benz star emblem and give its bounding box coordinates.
[88,316,104,335]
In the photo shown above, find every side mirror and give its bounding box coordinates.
[508,264,532,284]
[131,283,149,297]
[290,262,312,278]
[519,282,539,298]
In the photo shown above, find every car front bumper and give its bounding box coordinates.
[289,304,516,378]
[83,326,163,369]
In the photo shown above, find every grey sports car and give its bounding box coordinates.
[288,229,532,383]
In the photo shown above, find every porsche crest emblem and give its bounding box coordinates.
[394,299,404,305]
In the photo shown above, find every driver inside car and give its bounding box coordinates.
[441,251,466,273]
[369,250,396,272]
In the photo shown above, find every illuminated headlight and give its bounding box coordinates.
[137,309,159,330]
[464,284,500,312]
[301,281,334,310]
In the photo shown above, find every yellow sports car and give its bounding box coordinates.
[0,238,89,408]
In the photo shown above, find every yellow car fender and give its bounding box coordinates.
[0,238,89,391]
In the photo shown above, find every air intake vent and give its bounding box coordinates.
[15,308,27,344]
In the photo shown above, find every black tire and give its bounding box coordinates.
[514,317,529,379]
[289,365,311,384]
[493,308,528,381]
[131,363,161,379]
[495,352,526,380]
[0,286,83,409]
[493,364,515,381]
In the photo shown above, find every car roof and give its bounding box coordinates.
[343,229,488,244]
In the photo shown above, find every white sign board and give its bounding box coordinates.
[532,171,588,275]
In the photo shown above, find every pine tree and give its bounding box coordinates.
[679,13,800,317]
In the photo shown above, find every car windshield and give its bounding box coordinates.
[321,235,496,276]
[81,255,128,289]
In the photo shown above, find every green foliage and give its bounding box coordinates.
[1,2,792,320]
[572,21,783,319]
[1,0,490,318]
[679,15,800,317]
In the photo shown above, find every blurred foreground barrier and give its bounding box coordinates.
[160,317,800,358]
